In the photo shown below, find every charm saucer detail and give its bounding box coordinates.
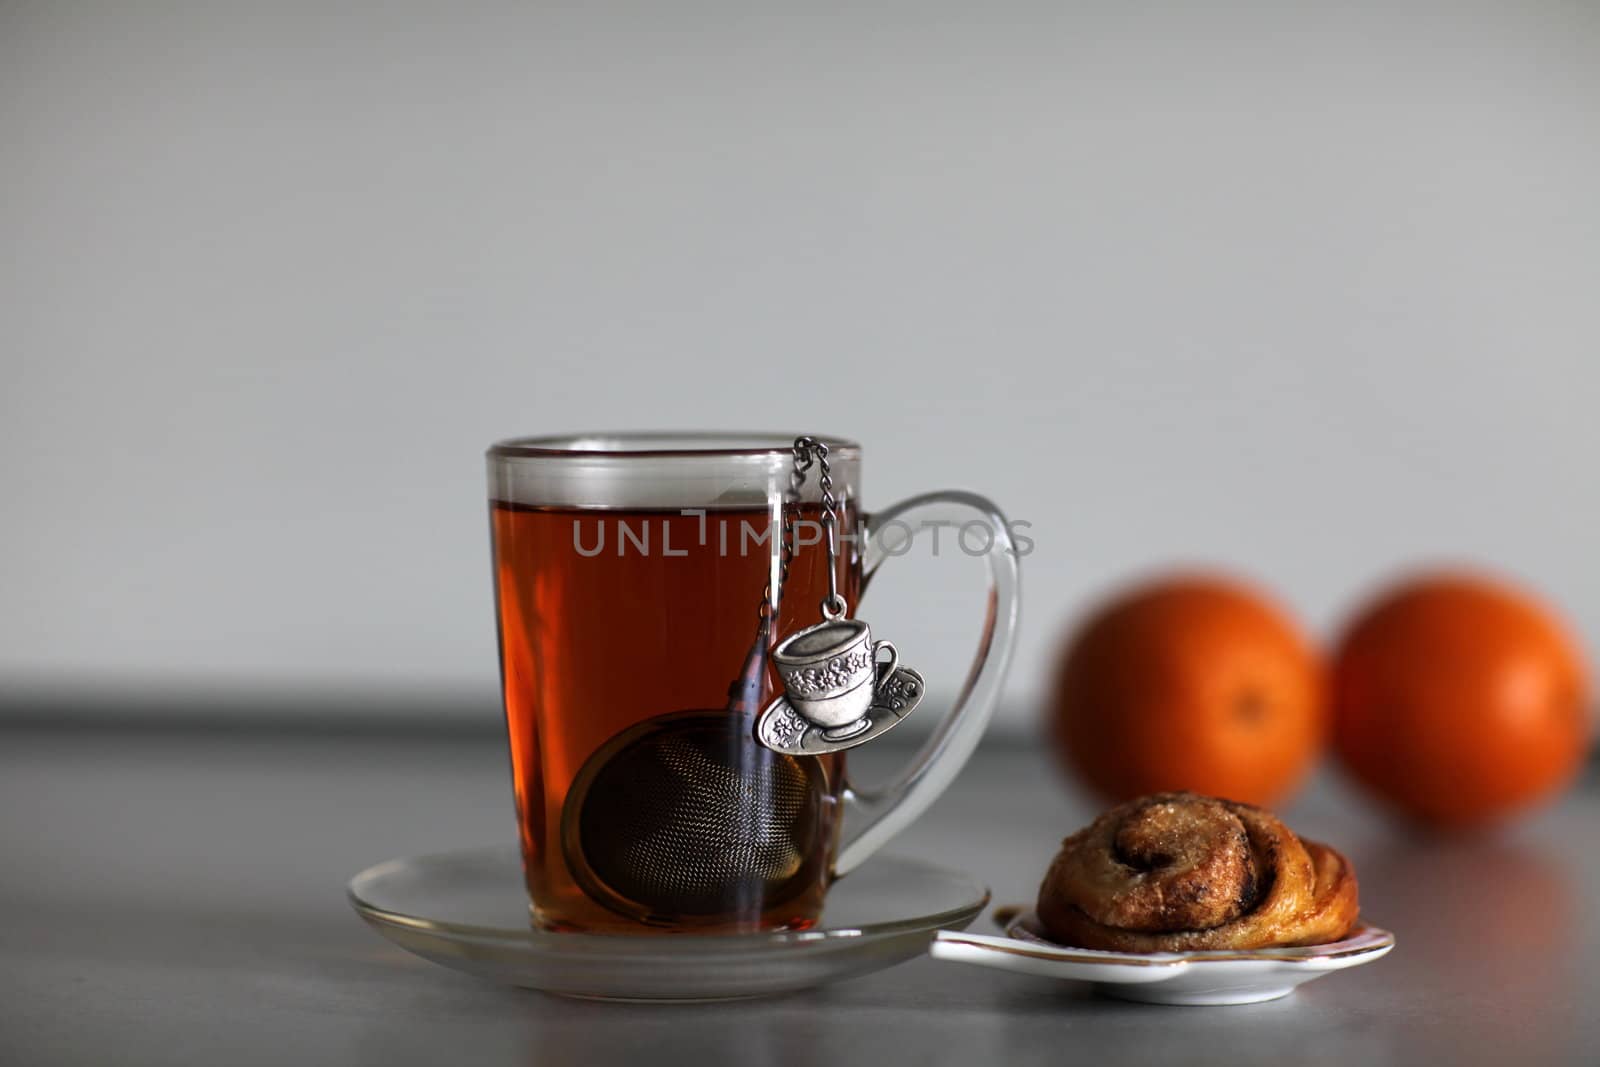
[757,665,927,755]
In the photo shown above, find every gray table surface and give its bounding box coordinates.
[3,725,1596,1066]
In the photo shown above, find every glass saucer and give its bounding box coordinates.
[348,846,988,1002]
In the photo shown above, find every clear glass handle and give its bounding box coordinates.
[833,491,1022,875]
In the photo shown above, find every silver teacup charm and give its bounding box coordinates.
[755,438,926,757]
[775,618,896,741]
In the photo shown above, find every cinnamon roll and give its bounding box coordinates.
[1036,792,1358,951]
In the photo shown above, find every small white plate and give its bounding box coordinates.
[930,910,1395,1005]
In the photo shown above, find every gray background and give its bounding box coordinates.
[5,2,1598,730]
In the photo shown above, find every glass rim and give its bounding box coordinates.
[488,431,863,460]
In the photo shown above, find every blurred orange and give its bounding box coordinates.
[1049,573,1324,806]
[1332,571,1591,829]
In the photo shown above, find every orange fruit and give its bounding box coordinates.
[1332,571,1590,829]
[1049,573,1324,806]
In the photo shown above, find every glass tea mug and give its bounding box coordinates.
[487,433,1019,932]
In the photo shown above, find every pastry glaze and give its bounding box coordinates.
[1037,792,1358,951]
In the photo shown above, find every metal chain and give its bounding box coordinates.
[800,436,846,620]
[755,436,845,638]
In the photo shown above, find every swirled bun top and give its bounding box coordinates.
[1037,791,1359,952]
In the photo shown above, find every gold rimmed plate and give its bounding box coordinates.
[929,908,1395,1005]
